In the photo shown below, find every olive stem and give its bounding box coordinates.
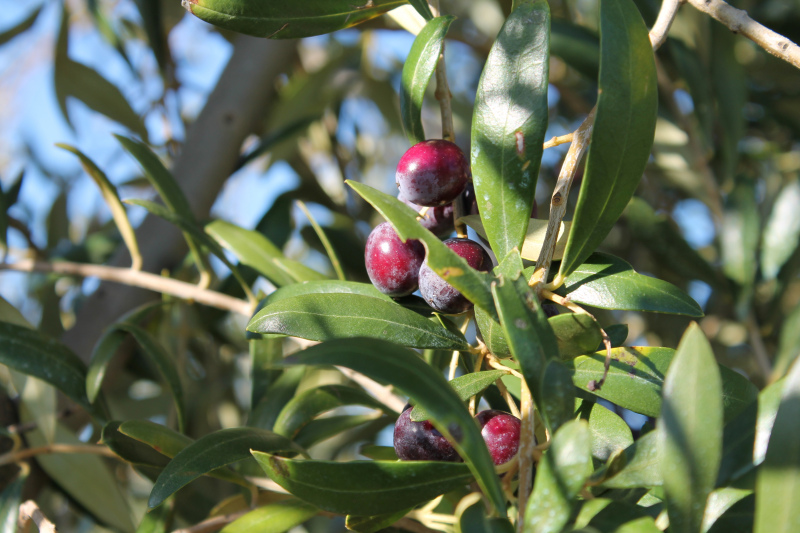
[516,380,535,530]
[0,443,117,467]
[542,133,574,150]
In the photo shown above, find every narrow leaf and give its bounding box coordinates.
[252,452,472,515]
[148,428,305,509]
[293,414,382,448]
[550,313,603,358]
[558,0,657,277]
[772,304,800,379]
[296,201,345,280]
[550,19,599,79]
[0,6,41,45]
[407,0,434,20]
[471,0,549,260]
[659,323,723,533]
[0,471,27,532]
[277,338,507,514]
[761,180,800,280]
[566,346,756,420]
[119,420,193,458]
[206,219,327,286]
[553,253,703,317]
[57,144,142,269]
[599,431,660,488]
[247,293,470,350]
[348,180,497,320]
[263,280,391,305]
[754,358,800,533]
[524,420,593,533]
[459,215,570,261]
[186,0,408,39]
[220,500,317,533]
[410,370,507,421]
[273,384,394,437]
[400,16,454,144]
[721,180,759,287]
[578,400,633,462]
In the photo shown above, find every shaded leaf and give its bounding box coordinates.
[273,384,394,437]
[101,421,170,471]
[410,370,507,421]
[277,338,506,514]
[754,358,800,533]
[721,180,759,287]
[149,428,305,509]
[762,180,800,280]
[550,313,603,358]
[550,19,599,79]
[249,366,305,431]
[297,200,345,280]
[659,323,723,533]
[220,500,317,533]
[773,303,800,379]
[558,0,657,277]
[348,180,497,320]
[600,431,660,489]
[57,144,142,269]
[346,509,411,533]
[460,215,570,262]
[359,445,399,461]
[253,452,472,515]
[524,420,593,533]
[471,0,549,260]
[0,6,41,45]
[247,293,469,350]
[294,414,382,449]
[566,346,756,419]
[553,253,703,317]
[0,470,27,533]
[400,16,454,144]
[578,400,634,462]
[186,0,408,39]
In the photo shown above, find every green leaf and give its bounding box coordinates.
[458,500,515,533]
[754,358,800,533]
[460,215,571,262]
[0,470,27,533]
[276,338,506,514]
[118,419,193,456]
[574,499,656,532]
[263,280,391,305]
[252,452,472,515]
[186,0,408,39]
[659,323,723,533]
[773,303,800,379]
[578,400,633,462]
[101,421,170,471]
[296,200,345,280]
[599,431,660,489]
[294,414,382,449]
[116,136,210,278]
[553,253,703,317]
[566,346,756,420]
[407,0,434,20]
[721,180,759,287]
[114,324,186,432]
[56,144,142,270]
[127,199,254,300]
[346,509,412,533]
[704,488,752,533]
[54,7,147,141]
[0,321,105,421]
[471,0,549,260]
[206,219,308,287]
[410,370,507,421]
[220,500,317,533]
[359,445,399,461]
[249,366,305,431]
[605,324,629,348]
[550,313,603,358]
[558,0,657,277]
[148,428,305,509]
[550,19,599,79]
[135,503,171,533]
[541,359,576,433]
[0,6,41,45]
[524,420,593,533]
[711,23,746,186]
[347,180,497,320]
[707,493,754,533]
[273,384,394,437]
[624,197,720,287]
[400,16,454,144]
[250,335,283,410]
[247,293,469,350]
[21,416,135,532]
[761,180,800,280]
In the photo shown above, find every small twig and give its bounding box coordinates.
[296,200,346,281]
[336,366,407,413]
[529,110,596,292]
[686,0,800,70]
[649,0,684,50]
[542,133,574,150]
[501,457,519,503]
[417,206,430,220]
[495,377,521,419]
[18,500,56,533]
[447,315,472,381]
[516,379,535,531]
[542,289,612,390]
[469,350,487,415]
[484,354,525,381]
[0,443,117,467]
[0,259,253,317]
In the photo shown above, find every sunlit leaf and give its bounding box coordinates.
[762,180,800,280]
[471,0,549,260]
[410,370,507,421]
[558,0,657,277]
[219,500,317,533]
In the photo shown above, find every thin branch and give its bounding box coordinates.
[0,259,253,317]
[19,501,57,533]
[0,443,117,467]
[687,0,800,70]
[516,379,535,532]
[542,133,574,150]
[649,0,683,50]
[336,366,407,413]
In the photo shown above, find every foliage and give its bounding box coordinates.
[0,0,799,532]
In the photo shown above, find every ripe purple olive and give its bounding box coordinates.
[419,238,492,315]
[365,222,425,297]
[400,193,454,237]
[475,410,521,465]
[396,140,470,207]
[393,405,460,462]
